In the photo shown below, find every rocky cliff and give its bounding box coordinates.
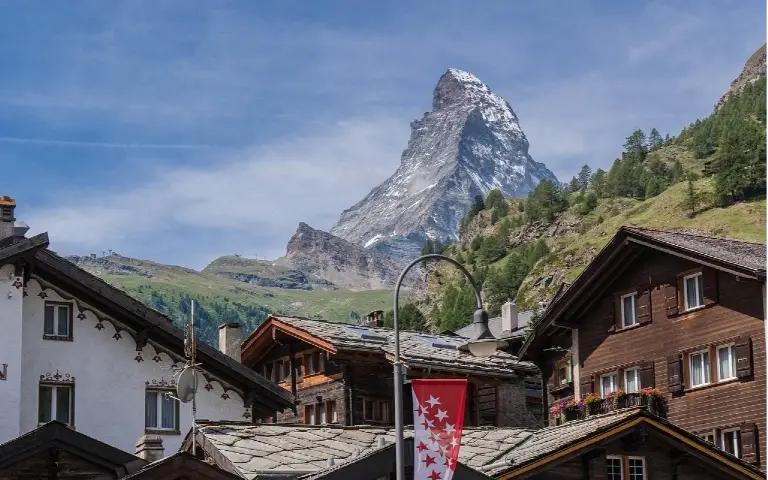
[717,43,766,109]
[330,68,558,260]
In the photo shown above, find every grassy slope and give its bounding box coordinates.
[515,178,766,309]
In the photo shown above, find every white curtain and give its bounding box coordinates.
[161,394,176,429]
[692,352,709,385]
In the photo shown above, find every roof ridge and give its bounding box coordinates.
[622,225,766,246]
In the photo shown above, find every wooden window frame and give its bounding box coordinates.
[721,428,741,457]
[624,367,640,394]
[43,301,74,341]
[620,292,638,328]
[304,404,316,425]
[716,344,737,382]
[700,432,715,444]
[362,397,390,424]
[326,400,338,424]
[38,382,75,427]
[600,372,618,396]
[683,272,704,311]
[144,388,181,435]
[553,355,572,388]
[688,349,711,388]
[627,456,646,480]
[606,455,624,480]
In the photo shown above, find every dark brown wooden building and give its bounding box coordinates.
[241,314,544,428]
[520,226,766,469]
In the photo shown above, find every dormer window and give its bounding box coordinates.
[43,302,73,341]
[621,292,638,327]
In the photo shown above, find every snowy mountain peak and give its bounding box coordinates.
[331,69,558,260]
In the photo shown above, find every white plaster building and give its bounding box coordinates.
[0,197,294,454]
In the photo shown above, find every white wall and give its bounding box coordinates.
[13,276,250,454]
[0,264,23,444]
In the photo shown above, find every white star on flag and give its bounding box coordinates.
[412,379,468,480]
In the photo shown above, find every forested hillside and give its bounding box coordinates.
[403,77,766,334]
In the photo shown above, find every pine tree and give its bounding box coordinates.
[485,189,504,210]
[684,179,697,217]
[577,164,592,190]
[648,128,664,151]
[591,169,607,197]
[384,303,427,331]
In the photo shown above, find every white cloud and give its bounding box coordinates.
[26,117,408,263]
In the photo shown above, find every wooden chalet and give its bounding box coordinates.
[241,314,544,428]
[519,226,766,469]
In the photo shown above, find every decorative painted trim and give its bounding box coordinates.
[94,321,105,331]
[242,410,251,419]
[77,312,86,320]
[146,378,176,388]
[144,428,181,436]
[221,393,230,400]
[37,291,48,299]
[112,332,122,341]
[134,354,144,363]
[0,364,6,381]
[152,355,162,363]
[23,289,27,297]
[40,370,76,384]
[204,383,213,391]
[12,279,22,289]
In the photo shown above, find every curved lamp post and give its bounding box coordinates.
[392,253,506,480]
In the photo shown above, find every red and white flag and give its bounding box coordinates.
[412,379,468,480]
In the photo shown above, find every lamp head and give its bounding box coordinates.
[460,308,507,358]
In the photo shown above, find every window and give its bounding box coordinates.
[628,457,645,480]
[275,361,284,382]
[600,373,617,396]
[43,302,72,340]
[305,353,315,375]
[304,405,315,425]
[363,398,390,423]
[265,363,274,381]
[606,456,623,480]
[689,350,710,387]
[38,384,73,425]
[318,404,327,424]
[145,390,179,432]
[554,356,572,386]
[722,429,741,457]
[621,293,638,327]
[624,368,639,394]
[717,345,737,382]
[327,401,338,423]
[684,273,704,311]
[701,432,715,444]
[295,356,304,382]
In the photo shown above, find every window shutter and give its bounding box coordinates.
[702,268,718,306]
[665,285,679,317]
[666,354,682,393]
[637,288,651,324]
[639,361,655,388]
[612,296,621,331]
[740,423,758,464]
[735,336,753,378]
[580,375,595,397]
[676,276,685,313]
[603,296,616,332]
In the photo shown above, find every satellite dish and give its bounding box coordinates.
[176,366,199,403]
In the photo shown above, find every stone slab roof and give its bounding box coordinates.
[268,316,537,376]
[625,226,766,274]
[454,311,534,340]
[195,422,532,478]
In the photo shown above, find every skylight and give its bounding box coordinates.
[414,335,458,350]
[343,326,387,343]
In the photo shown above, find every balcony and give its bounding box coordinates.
[550,390,667,425]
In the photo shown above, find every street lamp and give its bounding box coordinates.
[392,253,506,480]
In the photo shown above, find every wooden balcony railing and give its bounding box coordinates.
[550,392,666,425]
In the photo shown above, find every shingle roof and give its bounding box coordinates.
[454,311,534,340]
[268,316,537,376]
[487,409,640,475]
[624,226,766,274]
[194,422,532,478]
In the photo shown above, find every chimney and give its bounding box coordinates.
[0,197,16,239]
[365,310,384,328]
[218,323,242,362]
[135,435,164,462]
[501,299,518,333]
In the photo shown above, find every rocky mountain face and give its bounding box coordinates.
[275,222,405,291]
[331,68,558,260]
[717,43,766,109]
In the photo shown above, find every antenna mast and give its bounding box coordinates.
[190,300,198,457]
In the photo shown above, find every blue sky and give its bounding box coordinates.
[2,0,765,269]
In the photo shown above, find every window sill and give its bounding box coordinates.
[145,428,181,436]
[42,335,73,342]
[613,323,643,333]
[685,378,739,393]
[682,305,706,314]
[550,382,573,394]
